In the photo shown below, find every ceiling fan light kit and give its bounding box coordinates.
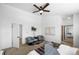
[39,10,43,13]
[33,3,50,15]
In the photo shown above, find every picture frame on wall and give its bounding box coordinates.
[45,26,55,35]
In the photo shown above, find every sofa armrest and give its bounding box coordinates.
[76,49,79,55]
[0,50,4,55]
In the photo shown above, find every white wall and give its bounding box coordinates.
[62,15,73,25]
[73,13,79,48]
[42,15,62,43]
[0,4,42,49]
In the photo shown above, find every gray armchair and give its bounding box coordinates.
[37,35,44,41]
[26,37,35,44]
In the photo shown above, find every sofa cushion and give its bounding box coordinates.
[57,44,78,55]
[0,50,4,55]
[26,37,34,44]
[37,35,44,41]
[76,49,79,55]
[27,50,40,55]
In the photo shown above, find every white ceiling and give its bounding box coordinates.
[4,3,79,15]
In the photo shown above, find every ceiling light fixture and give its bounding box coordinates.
[33,3,50,15]
[39,10,43,13]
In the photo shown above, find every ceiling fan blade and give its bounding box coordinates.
[42,3,49,10]
[33,10,40,13]
[33,4,41,10]
[43,10,50,12]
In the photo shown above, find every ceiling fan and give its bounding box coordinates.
[33,3,50,15]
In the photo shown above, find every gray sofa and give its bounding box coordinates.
[26,35,44,45]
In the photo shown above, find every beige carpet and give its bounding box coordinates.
[4,42,44,55]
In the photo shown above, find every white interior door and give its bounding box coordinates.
[12,23,22,48]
